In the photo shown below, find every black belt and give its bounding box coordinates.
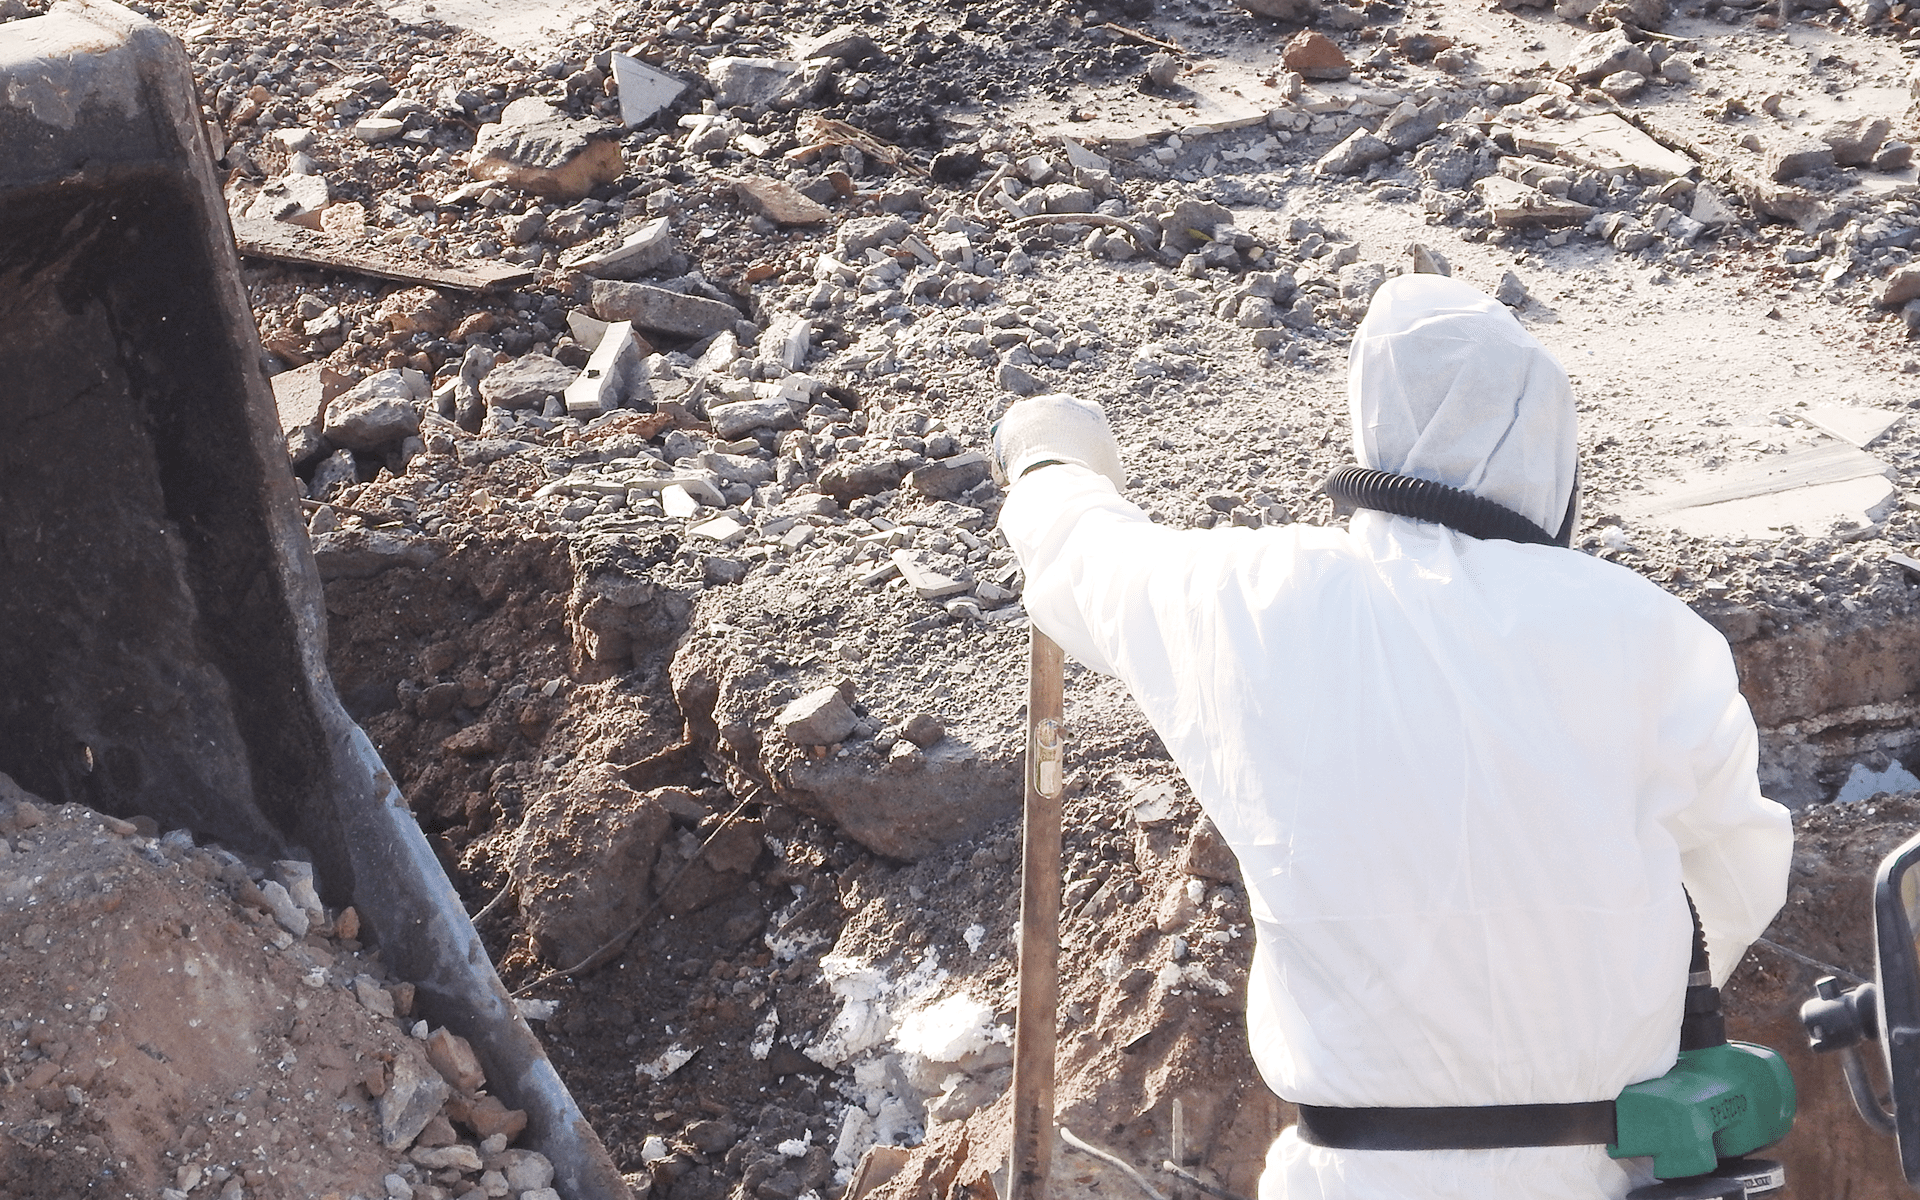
[1295,1101,1618,1151]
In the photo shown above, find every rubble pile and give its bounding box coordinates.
[11,0,1920,1192]
[0,780,566,1200]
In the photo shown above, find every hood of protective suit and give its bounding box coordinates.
[1348,274,1578,536]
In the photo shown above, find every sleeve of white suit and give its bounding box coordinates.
[1655,617,1794,988]
[998,463,1183,684]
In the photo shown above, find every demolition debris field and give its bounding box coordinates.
[10,0,1920,1194]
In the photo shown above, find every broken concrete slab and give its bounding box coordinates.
[563,218,675,279]
[245,174,330,227]
[468,97,623,201]
[1656,475,1897,541]
[232,216,536,293]
[729,176,832,225]
[1507,113,1695,182]
[610,53,685,128]
[1476,176,1595,228]
[1802,406,1906,449]
[590,280,742,340]
[564,322,647,417]
[1631,440,1896,539]
[707,396,801,439]
[891,550,972,600]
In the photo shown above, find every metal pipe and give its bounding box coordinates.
[1010,629,1066,1200]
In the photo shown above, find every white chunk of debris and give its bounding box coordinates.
[751,1007,780,1061]
[638,1042,698,1081]
[963,923,986,953]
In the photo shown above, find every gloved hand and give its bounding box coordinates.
[990,393,1127,490]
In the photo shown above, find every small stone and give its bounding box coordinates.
[731,176,832,225]
[1281,31,1350,81]
[779,687,858,746]
[1565,30,1653,83]
[708,396,801,438]
[1315,130,1391,176]
[1146,53,1179,88]
[1598,70,1645,100]
[354,975,397,1018]
[1494,271,1530,307]
[410,1144,484,1172]
[1875,141,1915,172]
[425,1028,486,1093]
[324,369,428,451]
[259,881,309,937]
[907,451,992,500]
[378,1055,452,1150]
[479,354,574,411]
[501,1150,557,1193]
[996,362,1040,395]
[1234,0,1321,17]
[901,713,945,748]
[352,117,406,143]
[1879,265,1920,308]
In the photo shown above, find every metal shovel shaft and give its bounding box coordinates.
[1011,628,1067,1200]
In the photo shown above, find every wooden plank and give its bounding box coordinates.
[230,215,536,292]
[1642,440,1891,513]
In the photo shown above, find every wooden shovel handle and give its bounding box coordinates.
[1010,628,1066,1200]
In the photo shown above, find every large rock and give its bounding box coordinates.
[706,57,817,109]
[591,280,742,339]
[1821,116,1891,167]
[379,1053,452,1150]
[468,97,623,201]
[506,764,673,967]
[323,368,425,450]
[478,353,574,410]
[1565,30,1653,83]
[1768,139,1837,183]
[1280,31,1350,81]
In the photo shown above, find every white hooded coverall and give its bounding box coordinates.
[998,276,1793,1200]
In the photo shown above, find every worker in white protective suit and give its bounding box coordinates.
[992,273,1793,1200]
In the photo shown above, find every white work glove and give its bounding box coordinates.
[990,393,1127,490]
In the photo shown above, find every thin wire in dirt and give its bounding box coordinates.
[1754,936,1870,986]
[1062,1126,1170,1200]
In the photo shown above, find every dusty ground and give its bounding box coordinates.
[12,0,1920,1194]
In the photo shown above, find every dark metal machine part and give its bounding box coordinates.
[0,5,630,1197]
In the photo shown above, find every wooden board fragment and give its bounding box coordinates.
[232,215,537,292]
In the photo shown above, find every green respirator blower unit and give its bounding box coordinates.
[1607,900,1795,1199]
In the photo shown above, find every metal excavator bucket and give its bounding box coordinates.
[0,4,628,1197]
